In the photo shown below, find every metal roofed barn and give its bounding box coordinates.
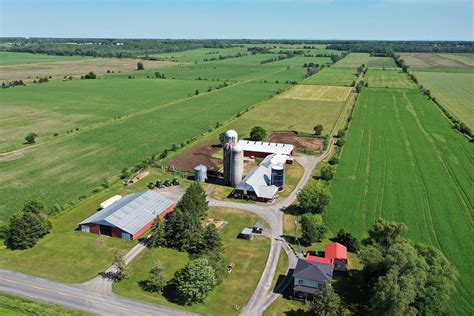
[237,140,295,159]
[79,190,175,240]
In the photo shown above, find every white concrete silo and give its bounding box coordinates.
[223,130,239,185]
[231,145,244,187]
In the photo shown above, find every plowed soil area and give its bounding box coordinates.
[169,143,221,172]
[269,131,323,150]
[0,58,178,81]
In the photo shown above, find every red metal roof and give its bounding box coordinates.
[325,242,348,261]
[305,253,333,264]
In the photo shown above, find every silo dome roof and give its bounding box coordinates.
[225,129,238,138]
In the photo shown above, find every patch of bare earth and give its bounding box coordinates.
[169,143,221,172]
[269,131,323,151]
[0,58,180,81]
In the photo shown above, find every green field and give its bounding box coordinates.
[0,81,285,222]
[365,69,417,89]
[367,57,398,69]
[415,71,474,129]
[0,51,89,65]
[333,53,370,68]
[0,79,216,150]
[0,292,88,316]
[325,88,474,314]
[303,67,357,86]
[113,207,270,315]
[149,47,249,62]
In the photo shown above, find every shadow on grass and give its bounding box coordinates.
[333,270,370,315]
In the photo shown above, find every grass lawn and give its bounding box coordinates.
[113,207,270,315]
[278,161,304,199]
[0,52,89,65]
[325,87,474,314]
[0,169,174,283]
[415,71,474,129]
[264,295,308,316]
[0,291,89,316]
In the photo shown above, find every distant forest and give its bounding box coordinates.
[0,38,473,57]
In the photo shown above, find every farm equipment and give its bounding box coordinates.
[172,178,180,186]
[163,180,172,187]
[147,182,155,189]
[252,226,263,234]
[155,181,164,188]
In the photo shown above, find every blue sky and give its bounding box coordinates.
[1,0,472,40]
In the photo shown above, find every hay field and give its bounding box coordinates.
[366,69,417,89]
[325,88,474,315]
[399,53,473,69]
[367,56,398,69]
[302,67,357,86]
[0,58,177,81]
[0,51,90,65]
[149,47,248,62]
[416,71,474,128]
[333,53,370,68]
[278,84,352,102]
[439,53,474,67]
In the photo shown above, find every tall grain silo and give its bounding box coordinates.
[223,130,238,185]
[231,145,244,187]
[271,165,285,191]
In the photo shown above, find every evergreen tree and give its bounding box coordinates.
[176,183,208,219]
[140,261,166,292]
[202,224,222,253]
[311,284,342,316]
[148,218,166,248]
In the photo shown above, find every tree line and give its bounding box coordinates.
[327,40,474,53]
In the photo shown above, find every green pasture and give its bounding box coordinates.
[0,81,284,222]
[0,79,215,150]
[365,69,417,89]
[148,47,248,63]
[113,207,270,315]
[0,292,88,316]
[367,57,398,69]
[303,67,357,86]
[267,56,332,67]
[325,88,474,315]
[0,51,89,65]
[415,71,474,128]
[333,53,370,68]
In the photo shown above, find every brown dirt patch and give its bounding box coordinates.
[169,143,222,172]
[0,58,179,81]
[269,131,323,151]
[205,217,228,230]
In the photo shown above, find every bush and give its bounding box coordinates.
[300,215,327,244]
[334,229,360,252]
[328,156,339,165]
[24,132,38,144]
[249,126,267,141]
[319,166,334,181]
[84,71,96,79]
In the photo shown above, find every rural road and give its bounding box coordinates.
[0,142,333,316]
[0,269,195,316]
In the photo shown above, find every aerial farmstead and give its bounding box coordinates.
[79,190,175,240]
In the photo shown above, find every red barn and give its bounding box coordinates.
[79,190,174,240]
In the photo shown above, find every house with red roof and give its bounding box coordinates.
[305,242,348,271]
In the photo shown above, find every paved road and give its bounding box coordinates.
[0,269,195,316]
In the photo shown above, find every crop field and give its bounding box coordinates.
[0,51,90,65]
[113,207,270,315]
[268,56,332,67]
[365,69,417,89]
[0,58,177,81]
[0,81,285,221]
[333,53,370,68]
[278,84,352,102]
[399,53,474,70]
[416,71,474,128]
[302,67,357,86]
[0,79,216,150]
[149,47,249,62]
[367,56,398,69]
[325,88,474,314]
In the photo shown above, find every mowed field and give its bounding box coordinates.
[399,52,474,72]
[149,47,249,62]
[415,72,474,128]
[279,84,352,102]
[332,53,370,68]
[0,56,177,81]
[0,80,285,222]
[367,56,398,69]
[365,69,417,89]
[325,88,474,314]
[0,51,90,65]
[303,67,357,86]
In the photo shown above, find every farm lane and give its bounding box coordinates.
[0,269,195,316]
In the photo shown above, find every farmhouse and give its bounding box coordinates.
[79,190,174,240]
[293,259,334,299]
[306,242,348,271]
[237,140,295,160]
[233,153,288,202]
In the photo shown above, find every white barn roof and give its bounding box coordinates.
[237,140,294,156]
[235,153,288,199]
[80,190,174,235]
